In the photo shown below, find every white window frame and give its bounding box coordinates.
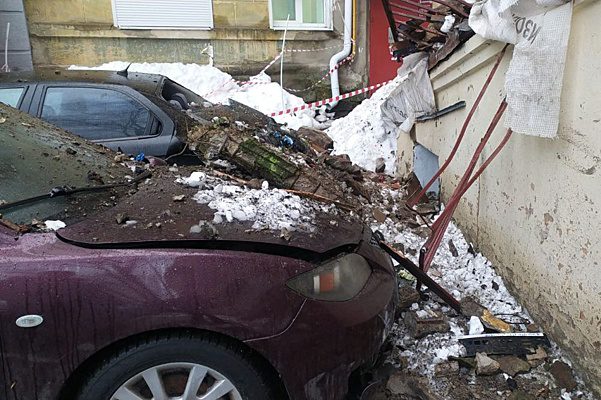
[111,0,214,30]
[269,0,333,31]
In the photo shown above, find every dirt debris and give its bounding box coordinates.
[494,356,531,377]
[549,361,578,392]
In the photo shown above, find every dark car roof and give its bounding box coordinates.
[0,68,166,96]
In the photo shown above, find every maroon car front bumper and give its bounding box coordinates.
[245,245,398,400]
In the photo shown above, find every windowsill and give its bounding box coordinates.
[114,26,213,30]
[29,23,340,41]
[270,24,333,32]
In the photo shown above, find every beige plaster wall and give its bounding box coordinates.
[407,1,601,394]
[22,0,369,98]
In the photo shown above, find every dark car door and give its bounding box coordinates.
[31,83,176,157]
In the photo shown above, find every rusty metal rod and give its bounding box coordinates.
[392,10,428,21]
[381,0,400,42]
[379,242,461,312]
[395,0,450,14]
[421,100,508,273]
[407,44,509,208]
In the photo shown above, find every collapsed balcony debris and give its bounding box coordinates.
[2,75,592,397]
[381,0,475,68]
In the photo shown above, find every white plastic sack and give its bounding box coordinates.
[469,0,573,138]
[469,0,519,43]
[381,52,436,135]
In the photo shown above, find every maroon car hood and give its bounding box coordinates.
[57,171,364,260]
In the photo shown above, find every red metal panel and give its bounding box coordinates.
[368,0,400,89]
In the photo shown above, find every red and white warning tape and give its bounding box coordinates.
[285,54,355,93]
[270,79,396,117]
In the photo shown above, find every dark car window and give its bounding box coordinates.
[40,86,152,141]
[0,87,25,107]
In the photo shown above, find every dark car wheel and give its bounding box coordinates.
[76,332,276,400]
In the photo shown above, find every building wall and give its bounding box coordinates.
[22,0,369,99]
[402,0,600,394]
[0,0,33,71]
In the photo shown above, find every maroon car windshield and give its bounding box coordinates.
[0,103,131,226]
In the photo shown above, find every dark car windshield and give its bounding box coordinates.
[0,103,132,226]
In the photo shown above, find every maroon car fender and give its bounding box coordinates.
[0,228,311,400]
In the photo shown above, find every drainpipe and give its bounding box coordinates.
[328,0,353,109]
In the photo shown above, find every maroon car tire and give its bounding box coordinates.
[75,331,276,400]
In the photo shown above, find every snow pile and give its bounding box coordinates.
[375,213,524,316]
[326,74,407,175]
[70,62,324,130]
[177,173,337,232]
[368,200,528,376]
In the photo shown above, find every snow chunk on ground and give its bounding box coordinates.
[70,62,323,130]
[326,74,407,175]
[44,220,66,231]
[176,171,207,188]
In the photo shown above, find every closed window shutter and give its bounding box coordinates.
[113,0,213,29]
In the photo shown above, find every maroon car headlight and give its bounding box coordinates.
[286,253,372,301]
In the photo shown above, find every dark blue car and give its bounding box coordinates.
[0,69,205,158]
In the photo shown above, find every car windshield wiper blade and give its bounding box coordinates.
[0,170,151,212]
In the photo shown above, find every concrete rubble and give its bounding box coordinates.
[475,353,500,375]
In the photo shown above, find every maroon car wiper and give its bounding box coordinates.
[0,170,151,212]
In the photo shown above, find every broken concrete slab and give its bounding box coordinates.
[460,296,487,318]
[405,309,450,338]
[398,282,421,310]
[475,352,500,375]
[526,347,547,367]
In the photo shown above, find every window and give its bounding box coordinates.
[40,87,152,141]
[0,87,25,107]
[270,0,332,30]
[112,0,213,30]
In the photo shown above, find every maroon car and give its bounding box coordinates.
[0,104,397,400]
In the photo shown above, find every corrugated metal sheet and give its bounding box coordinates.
[113,0,214,30]
[0,0,33,71]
